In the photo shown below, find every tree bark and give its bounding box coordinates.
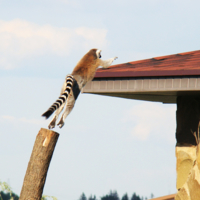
[19,128,59,200]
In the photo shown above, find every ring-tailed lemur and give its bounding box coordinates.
[42,49,117,129]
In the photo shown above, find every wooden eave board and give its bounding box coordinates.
[82,77,200,103]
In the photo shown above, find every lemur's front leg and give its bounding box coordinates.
[100,57,118,68]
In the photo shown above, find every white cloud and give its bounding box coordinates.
[122,102,176,142]
[0,19,108,69]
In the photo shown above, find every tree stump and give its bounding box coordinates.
[19,128,59,200]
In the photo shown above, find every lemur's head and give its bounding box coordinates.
[96,49,102,58]
[88,49,102,59]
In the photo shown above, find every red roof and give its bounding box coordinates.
[95,50,200,78]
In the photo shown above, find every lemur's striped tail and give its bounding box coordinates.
[42,75,74,119]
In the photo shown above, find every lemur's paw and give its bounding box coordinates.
[48,123,55,129]
[114,56,118,60]
[57,119,65,128]
[48,118,56,129]
[58,123,64,128]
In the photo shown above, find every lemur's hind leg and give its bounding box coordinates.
[57,94,75,128]
[48,102,66,129]
[48,81,67,129]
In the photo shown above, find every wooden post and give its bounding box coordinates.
[19,128,59,200]
[175,96,200,190]
[176,96,200,146]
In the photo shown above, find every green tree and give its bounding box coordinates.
[130,193,141,200]
[101,191,119,200]
[150,193,154,199]
[0,191,19,200]
[0,180,56,200]
[41,195,58,200]
[0,180,19,200]
[121,193,129,200]
[79,193,87,200]
[88,195,97,200]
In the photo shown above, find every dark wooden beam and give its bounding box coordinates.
[176,96,200,146]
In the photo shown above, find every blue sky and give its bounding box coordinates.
[0,0,200,199]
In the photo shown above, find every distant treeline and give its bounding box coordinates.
[0,189,153,200]
[78,191,153,200]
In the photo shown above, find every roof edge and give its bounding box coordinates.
[95,69,200,78]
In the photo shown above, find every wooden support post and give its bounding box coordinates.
[176,96,200,146]
[19,128,59,200]
[175,96,200,196]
